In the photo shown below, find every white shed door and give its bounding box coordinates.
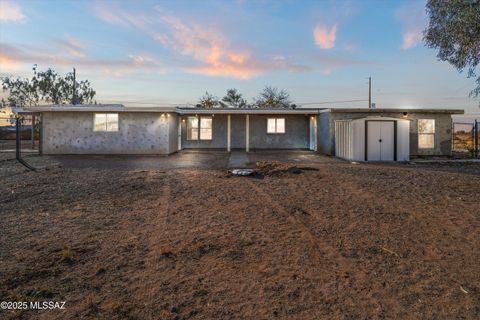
[367,121,394,161]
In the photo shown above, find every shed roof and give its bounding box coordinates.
[323,108,464,114]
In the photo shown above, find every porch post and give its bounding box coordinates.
[245,114,250,152]
[178,116,182,151]
[227,114,231,152]
[313,115,318,151]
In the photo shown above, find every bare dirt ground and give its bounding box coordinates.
[1,153,479,319]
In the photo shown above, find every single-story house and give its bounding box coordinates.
[17,104,463,161]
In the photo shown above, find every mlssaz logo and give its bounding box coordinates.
[30,301,66,310]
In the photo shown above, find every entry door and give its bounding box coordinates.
[367,121,394,161]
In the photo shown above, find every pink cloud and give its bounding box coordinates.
[313,24,338,49]
[154,14,309,79]
[0,43,161,77]
[0,0,26,23]
[395,2,427,50]
[401,31,423,50]
[54,36,87,58]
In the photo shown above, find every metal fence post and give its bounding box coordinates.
[475,120,479,158]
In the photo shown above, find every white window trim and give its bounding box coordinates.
[418,119,435,149]
[186,116,213,141]
[267,118,286,134]
[93,113,119,132]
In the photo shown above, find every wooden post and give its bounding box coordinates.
[227,114,231,152]
[245,114,249,152]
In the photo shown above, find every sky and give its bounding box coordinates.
[0,0,479,114]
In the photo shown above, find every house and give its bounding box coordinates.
[16,104,463,161]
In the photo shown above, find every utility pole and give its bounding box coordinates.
[72,67,76,105]
[368,77,371,109]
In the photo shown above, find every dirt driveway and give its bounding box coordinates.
[0,153,479,319]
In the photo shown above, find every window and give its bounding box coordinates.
[267,118,285,134]
[94,113,118,132]
[200,117,212,140]
[418,119,435,149]
[187,116,212,140]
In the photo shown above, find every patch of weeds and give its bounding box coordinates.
[60,245,74,264]
[85,293,99,313]
[193,289,209,297]
[105,300,130,317]
[159,247,175,259]
[290,207,310,216]
[24,288,55,299]
[95,265,106,276]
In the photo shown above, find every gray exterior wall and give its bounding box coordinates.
[325,112,454,157]
[41,111,177,155]
[249,115,309,150]
[231,115,246,149]
[317,112,331,155]
[180,114,310,150]
[180,115,228,149]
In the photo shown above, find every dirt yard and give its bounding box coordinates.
[0,154,479,319]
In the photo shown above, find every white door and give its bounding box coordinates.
[367,121,394,161]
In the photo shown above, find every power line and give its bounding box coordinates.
[298,99,368,105]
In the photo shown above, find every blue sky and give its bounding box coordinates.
[0,0,479,113]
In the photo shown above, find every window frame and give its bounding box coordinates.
[266,117,286,134]
[186,116,213,141]
[418,119,435,149]
[93,113,119,132]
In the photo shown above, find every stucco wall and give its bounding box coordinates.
[180,114,310,150]
[42,112,176,154]
[317,112,331,155]
[231,115,246,149]
[328,112,453,157]
[180,115,228,149]
[249,115,309,150]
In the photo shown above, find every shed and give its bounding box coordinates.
[334,116,410,161]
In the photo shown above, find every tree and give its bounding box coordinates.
[220,88,248,108]
[424,0,480,100]
[197,91,219,108]
[255,86,292,108]
[1,65,96,107]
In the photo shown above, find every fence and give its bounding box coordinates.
[0,116,39,152]
[452,120,479,157]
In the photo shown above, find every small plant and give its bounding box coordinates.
[60,245,73,264]
[160,247,175,259]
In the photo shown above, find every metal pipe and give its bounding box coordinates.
[15,116,36,171]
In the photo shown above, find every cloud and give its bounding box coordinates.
[401,31,423,50]
[0,42,161,77]
[0,0,26,23]
[395,2,427,50]
[155,14,311,79]
[94,2,153,29]
[54,36,87,58]
[313,24,338,49]
[95,4,311,79]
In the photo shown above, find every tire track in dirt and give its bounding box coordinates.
[130,170,172,320]
[242,178,358,281]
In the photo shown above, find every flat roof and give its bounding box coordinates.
[176,107,321,115]
[324,108,464,114]
[16,104,177,113]
[14,105,465,115]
